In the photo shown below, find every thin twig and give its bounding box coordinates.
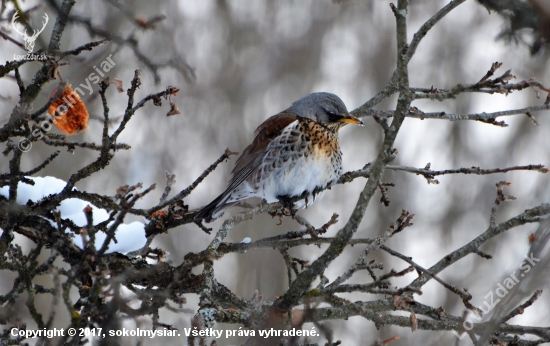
[149,148,238,214]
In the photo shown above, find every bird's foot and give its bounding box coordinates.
[269,195,297,222]
[279,195,297,214]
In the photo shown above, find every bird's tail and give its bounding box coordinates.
[194,192,237,223]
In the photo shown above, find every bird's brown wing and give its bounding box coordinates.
[226,111,298,191]
[194,111,298,222]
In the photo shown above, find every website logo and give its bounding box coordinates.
[11,12,48,60]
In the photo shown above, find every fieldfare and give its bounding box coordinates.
[194,92,363,223]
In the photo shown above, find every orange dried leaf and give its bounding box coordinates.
[135,15,166,29]
[48,84,89,135]
[167,102,181,116]
[382,336,400,345]
[168,86,179,95]
[410,313,418,332]
[152,210,168,219]
[135,16,148,27]
[112,78,124,93]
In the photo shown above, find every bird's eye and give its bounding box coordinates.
[327,111,340,121]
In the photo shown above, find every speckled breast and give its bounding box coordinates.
[252,118,343,202]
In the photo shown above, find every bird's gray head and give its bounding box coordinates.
[287,92,363,126]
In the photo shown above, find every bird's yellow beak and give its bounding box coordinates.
[339,114,364,126]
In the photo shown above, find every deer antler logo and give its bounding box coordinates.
[11,12,49,53]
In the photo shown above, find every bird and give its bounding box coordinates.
[194,92,363,223]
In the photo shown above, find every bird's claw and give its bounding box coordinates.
[269,195,298,223]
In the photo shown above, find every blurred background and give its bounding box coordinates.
[1,0,550,344]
